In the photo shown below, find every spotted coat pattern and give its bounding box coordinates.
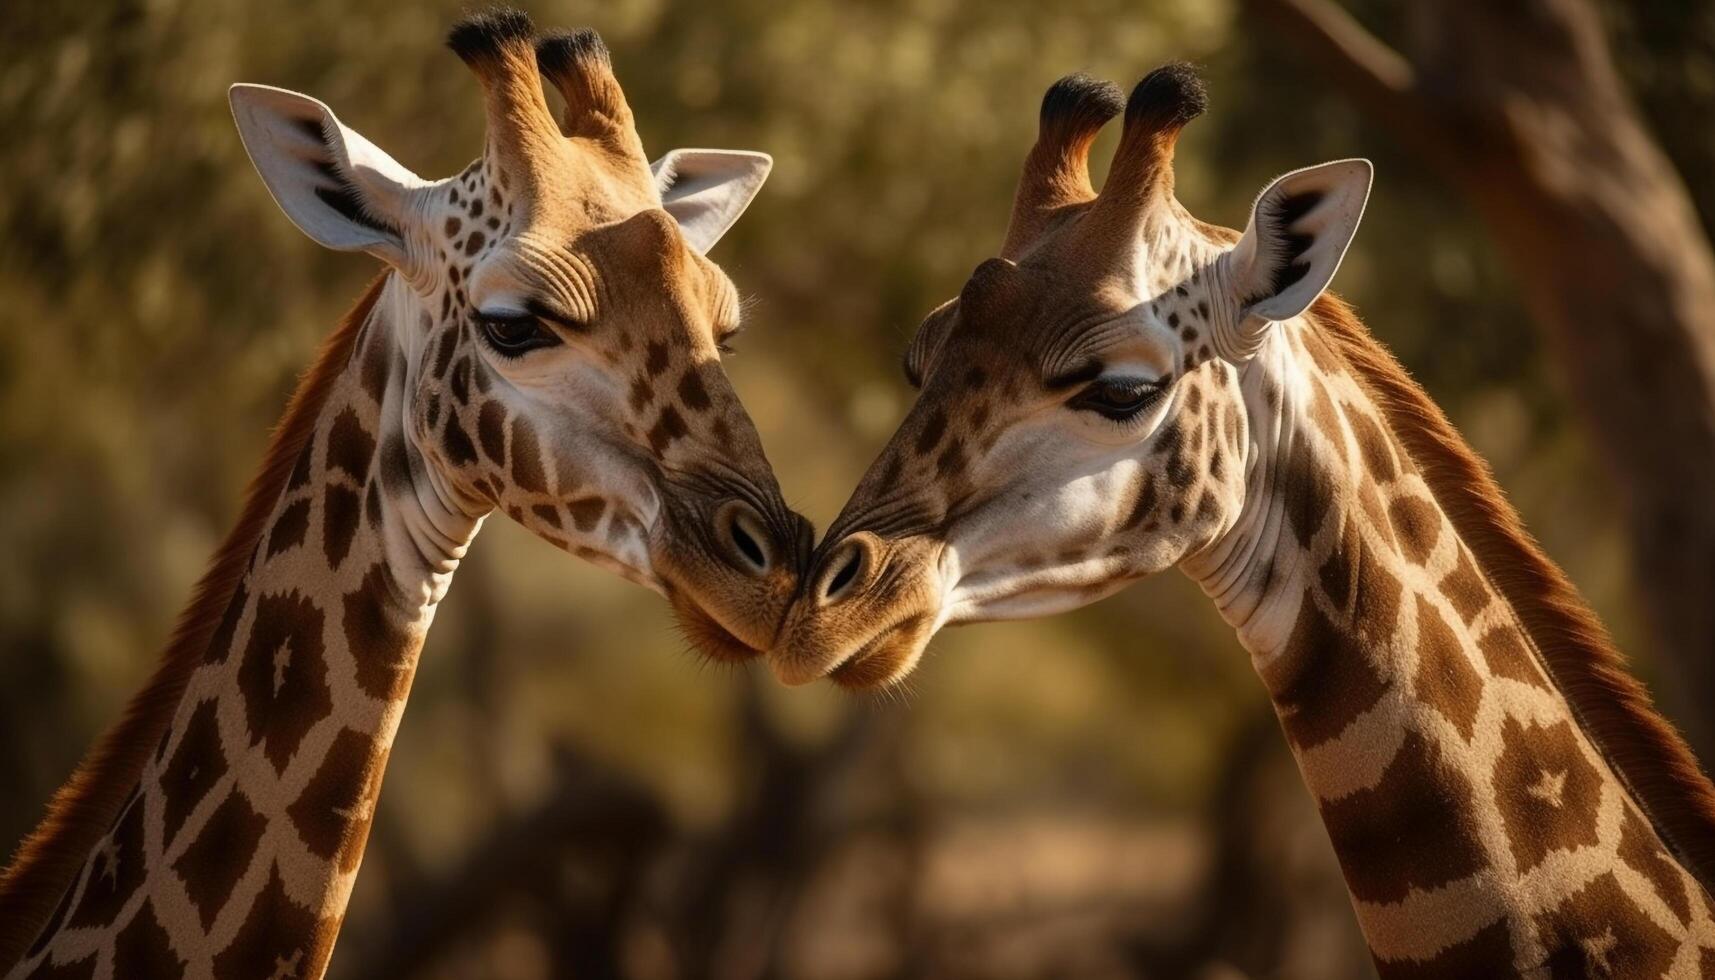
[6,12,800,978]
[1224,320,1715,976]
[11,312,417,980]
[776,66,1715,978]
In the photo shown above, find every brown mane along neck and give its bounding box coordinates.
[0,274,388,967]
[1306,292,1715,890]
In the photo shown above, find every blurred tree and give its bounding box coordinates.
[1249,0,1715,765]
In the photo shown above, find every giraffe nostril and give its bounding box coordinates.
[820,539,868,603]
[717,501,772,576]
[731,519,765,570]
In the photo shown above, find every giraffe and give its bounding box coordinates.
[771,66,1715,976]
[0,11,809,978]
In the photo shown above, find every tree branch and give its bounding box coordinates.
[1244,0,1434,151]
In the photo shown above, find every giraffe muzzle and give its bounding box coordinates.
[768,531,944,688]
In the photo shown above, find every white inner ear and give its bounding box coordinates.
[229,83,422,265]
[650,148,772,255]
[1232,158,1373,325]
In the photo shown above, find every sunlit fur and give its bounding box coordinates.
[771,64,1715,974]
[0,277,386,965]
[0,12,803,971]
[773,68,1246,687]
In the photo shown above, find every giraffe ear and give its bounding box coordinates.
[650,149,772,255]
[229,83,423,267]
[1228,159,1372,328]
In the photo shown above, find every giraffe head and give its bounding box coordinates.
[772,67,1371,687]
[229,11,808,660]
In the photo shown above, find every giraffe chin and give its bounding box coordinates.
[821,613,936,691]
[668,590,766,665]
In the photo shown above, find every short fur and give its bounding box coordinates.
[0,275,387,968]
[534,27,636,144]
[1039,73,1125,146]
[1003,75,1124,259]
[1123,62,1208,135]
[445,8,537,68]
[1093,63,1207,219]
[1311,291,1715,890]
[535,28,610,80]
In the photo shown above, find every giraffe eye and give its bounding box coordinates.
[1070,377,1165,422]
[477,312,559,356]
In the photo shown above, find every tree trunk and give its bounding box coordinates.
[1249,0,1715,766]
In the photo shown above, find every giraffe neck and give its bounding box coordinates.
[11,274,481,980]
[1184,318,1715,976]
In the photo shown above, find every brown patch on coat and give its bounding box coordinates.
[477,401,507,464]
[1388,495,1441,565]
[213,861,336,980]
[286,727,387,874]
[326,408,374,482]
[322,484,362,570]
[1372,917,1515,979]
[1491,716,1603,875]
[510,415,546,492]
[343,564,420,703]
[265,499,311,559]
[677,368,712,412]
[1280,442,1334,548]
[157,699,227,850]
[238,591,332,775]
[1413,595,1484,742]
[1476,625,1550,691]
[648,405,689,455]
[1346,406,1397,483]
[1314,293,1715,889]
[568,498,604,532]
[110,899,184,978]
[1319,730,1488,904]
[1438,543,1491,625]
[172,788,267,930]
[1616,803,1692,927]
[63,792,145,931]
[1273,590,1392,749]
[441,412,479,467]
[1532,871,1677,979]
[915,410,947,456]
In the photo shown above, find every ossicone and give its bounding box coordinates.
[1122,61,1208,138]
[446,8,538,72]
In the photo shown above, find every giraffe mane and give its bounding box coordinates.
[1309,291,1715,890]
[0,273,388,968]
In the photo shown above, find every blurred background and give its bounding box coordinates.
[4,0,1715,977]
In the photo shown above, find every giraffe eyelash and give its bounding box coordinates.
[717,324,745,355]
[476,311,561,357]
[1069,376,1168,424]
